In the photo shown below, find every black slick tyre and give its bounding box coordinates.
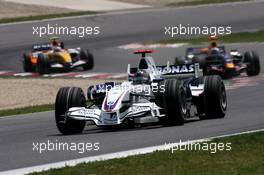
[55,87,86,135]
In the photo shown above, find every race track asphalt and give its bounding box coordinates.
[0,1,264,172]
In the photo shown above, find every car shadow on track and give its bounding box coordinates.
[48,118,201,137]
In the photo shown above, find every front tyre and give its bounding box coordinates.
[37,54,50,74]
[23,53,33,72]
[81,49,94,70]
[244,51,260,76]
[162,79,187,126]
[154,81,165,108]
[203,75,227,119]
[55,87,86,135]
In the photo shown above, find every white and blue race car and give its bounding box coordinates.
[55,50,227,135]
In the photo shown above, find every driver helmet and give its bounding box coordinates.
[211,41,217,48]
[209,35,218,49]
[131,70,150,84]
[50,37,59,47]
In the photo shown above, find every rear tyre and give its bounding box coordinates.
[81,49,94,70]
[244,51,260,76]
[161,79,187,126]
[23,53,32,72]
[202,75,227,119]
[192,56,206,69]
[174,57,185,65]
[55,87,86,135]
[37,54,50,74]
[60,42,65,49]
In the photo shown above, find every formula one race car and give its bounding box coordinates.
[23,37,94,74]
[175,47,260,78]
[175,37,260,78]
[55,50,227,135]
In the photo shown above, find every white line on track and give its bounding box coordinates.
[13,73,36,76]
[1,128,264,175]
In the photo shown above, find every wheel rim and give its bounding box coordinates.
[180,89,187,116]
[220,83,227,111]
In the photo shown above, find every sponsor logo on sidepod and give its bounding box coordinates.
[157,65,194,74]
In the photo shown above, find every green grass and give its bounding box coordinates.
[29,131,264,175]
[168,0,249,6]
[160,30,264,45]
[0,104,54,117]
[0,11,97,24]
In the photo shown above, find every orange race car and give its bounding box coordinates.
[23,38,94,74]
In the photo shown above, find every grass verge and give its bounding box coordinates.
[168,0,250,6]
[0,104,54,117]
[160,30,264,45]
[0,11,97,24]
[29,131,264,175]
